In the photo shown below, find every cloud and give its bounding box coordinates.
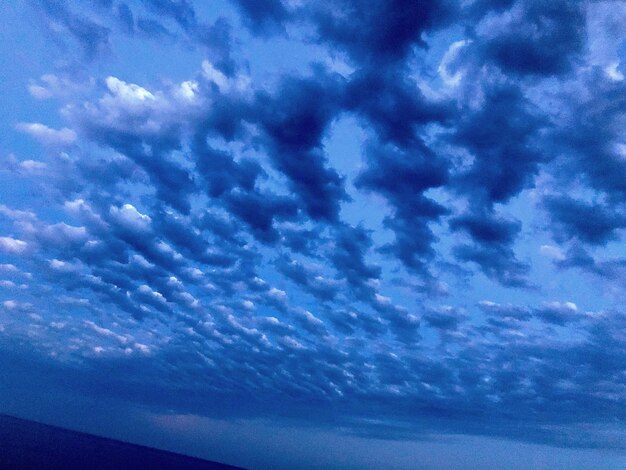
[329,224,380,299]
[2,0,626,453]
[16,123,77,146]
[544,196,625,245]
[423,306,465,331]
[109,204,152,233]
[34,0,112,60]
[0,237,29,255]
[276,255,340,302]
[533,301,582,326]
[229,0,289,35]
[475,0,587,76]
[451,84,545,204]
[254,70,348,222]
[355,142,448,274]
[310,0,457,64]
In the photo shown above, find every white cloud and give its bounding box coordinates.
[105,76,155,102]
[132,254,155,269]
[0,204,37,221]
[84,320,128,344]
[540,245,566,261]
[49,258,81,272]
[438,40,471,87]
[543,301,578,312]
[185,267,204,279]
[42,223,88,244]
[605,62,624,81]
[2,300,31,311]
[0,237,28,254]
[177,80,199,101]
[16,122,77,146]
[156,241,183,260]
[268,287,288,303]
[134,343,151,355]
[202,60,251,93]
[0,264,19,273]
[19,160,48,174]
[280,335,305,351]
[110,204,152,232]
[27,74,94,100]
[138,284,167,303]
[202,61,229,91]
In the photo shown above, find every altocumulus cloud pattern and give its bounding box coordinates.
[1,0,626,464]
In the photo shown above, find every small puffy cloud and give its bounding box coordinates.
[540,244,566,261]
[105,76,155,102]
[0,237,28,254]
[16,122,77,146]
[41,223,89,246]
[268,287,287,303]
[19,160,48,174]
[423,306,465,331]
[110,204,152,232]
[0,205,37,222]
[279,335,305,351]
[2,300,32,312]
[28,73,95,100]
[534,301,581,326]
[49,258,83,273]
[176,80,199,101]
[605,62,624,82]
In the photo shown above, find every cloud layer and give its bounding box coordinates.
[1,0,625,451]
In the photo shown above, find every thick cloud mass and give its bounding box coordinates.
[1,0,626,456]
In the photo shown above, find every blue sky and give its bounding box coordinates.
[1,1,625,468]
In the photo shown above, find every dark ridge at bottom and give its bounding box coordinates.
[0,414,243,470]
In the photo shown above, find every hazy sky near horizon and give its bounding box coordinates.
[1,0,626,468]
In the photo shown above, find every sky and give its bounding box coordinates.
[0,0,625,468]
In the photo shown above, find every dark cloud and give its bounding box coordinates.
[150,209,236,267]
[276,255,340,302]
[278,225,325,257]
[449,210,530,287]
[544,196,625,246]
[311,0,457,64]
[477,0,587,76]
[453,243,531,288]
[423,306,465,331]
[115,3,135,34]
[254,70,349,222]
[555,245,626,282]
[135,16,174,39]
[345,69,452,147]
[223,189,298,243]
[451,84,546,204]
[533,302,583,326]
[140,0,198,30]
[229,0,289,35]
[356,141,448,274]
[554,70,626,203]
[34,0,112,60]
[193,144,260,199]
[450,211,520,246]
[329,224,380,300]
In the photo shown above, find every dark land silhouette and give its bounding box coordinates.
[0,414,243,470]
